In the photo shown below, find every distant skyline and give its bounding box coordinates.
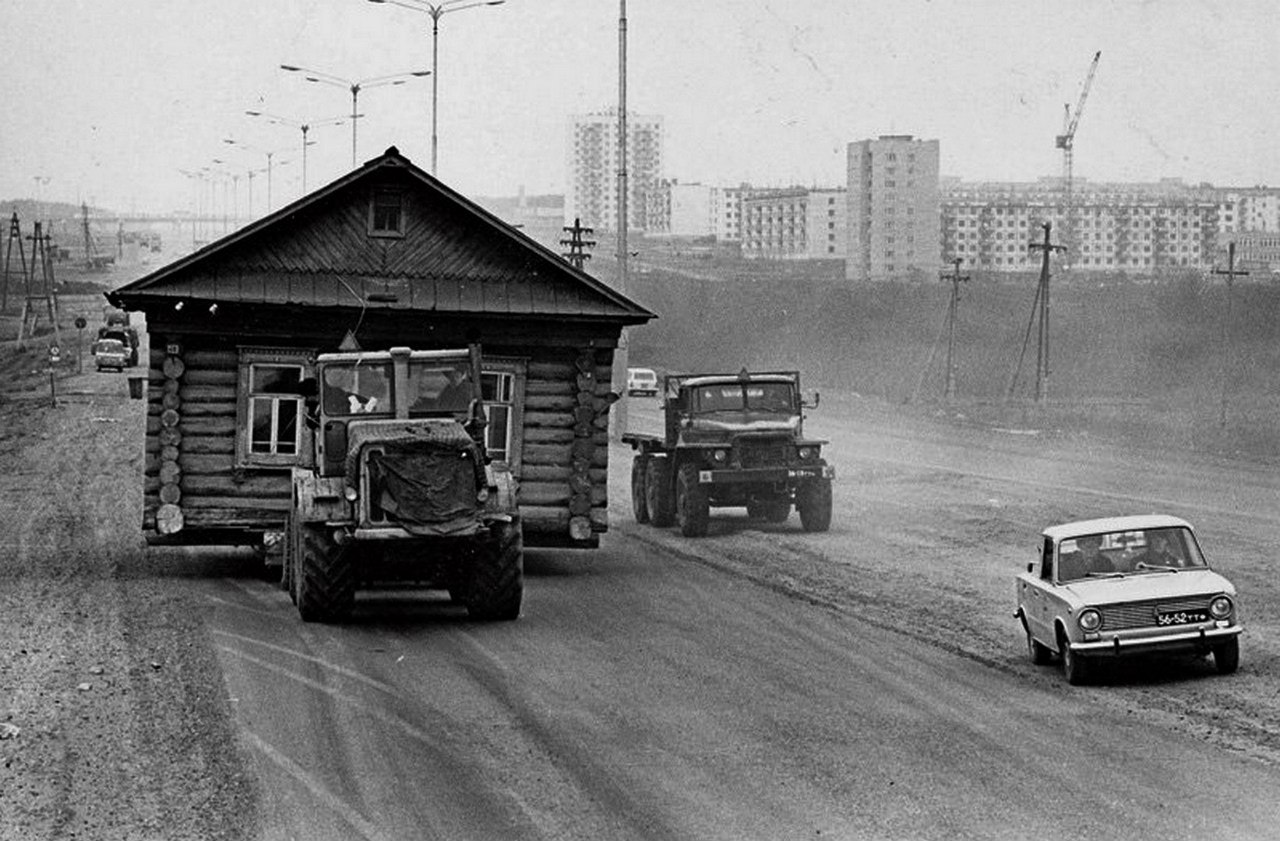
[3,1,1279,214]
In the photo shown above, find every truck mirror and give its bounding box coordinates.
[802,392,821,409]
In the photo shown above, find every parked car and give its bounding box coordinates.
[626,367,659,396]
[1015,514,1241,685]
[94,338,128,371]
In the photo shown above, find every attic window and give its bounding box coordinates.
[369,190,405,237]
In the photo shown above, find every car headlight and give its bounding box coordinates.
[712,449,728,463]
[1209,595,1233,620]
[797,446,815,460]
[1078,608,1102,633]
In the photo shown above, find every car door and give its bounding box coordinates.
[1018,536,1056,645]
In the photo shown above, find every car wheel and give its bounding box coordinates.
[645,457,675,527]
[1026,627,1053,666]
[675,463,710,538]
[631,455,651,524]
[1060,633,1089,685]
[1213,637,1240,675]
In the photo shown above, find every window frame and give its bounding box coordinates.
[235,347,315,469]
[480,357,527,471]
[368,188,406,239]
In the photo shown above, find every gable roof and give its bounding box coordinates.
[109,147,654,325]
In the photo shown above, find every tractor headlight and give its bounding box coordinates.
[1209,595,1233,620]
[1078,608,1102,633]
[343,485,359,502]
[712,449,728,463]
[476,487,491,503]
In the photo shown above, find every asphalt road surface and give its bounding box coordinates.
[200,396,1280,841]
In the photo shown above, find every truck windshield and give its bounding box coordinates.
[322,363,393,416]
[692,383,794,414]
[407,360,473,416]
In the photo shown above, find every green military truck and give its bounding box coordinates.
[284,345,522,623]
[622,370,834,537]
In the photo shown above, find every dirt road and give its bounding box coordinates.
[4,358,1280,839]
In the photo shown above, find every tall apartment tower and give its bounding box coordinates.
[846,135,941,281]
[565,109,664,233]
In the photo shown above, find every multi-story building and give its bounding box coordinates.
[941,178,1220,274]
[565,109,663,233]
[740,187,846,260]
[1215,188,1280,235]
[846,135,941,281]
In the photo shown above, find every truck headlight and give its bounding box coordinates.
[476,487,490,503]
[797,446,815,460]
[1209,595,1233,620]
[343,485,358,502]
[712,449,728,463]
[1078,608,1101,633]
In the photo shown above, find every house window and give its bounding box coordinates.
[369,190,405,237]
[479,358,526,469]
[236,348,313,468]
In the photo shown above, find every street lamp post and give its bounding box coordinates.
[280,65,430,167]
[245,110,348,194]
[224,138,291,215]
[367,0,506,175]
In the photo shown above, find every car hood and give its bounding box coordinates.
[1061,569,1235,603]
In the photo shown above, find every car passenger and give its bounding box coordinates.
[1076,534,1114,575]
[1138,531,1183,568]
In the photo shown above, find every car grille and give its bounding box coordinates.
[738,440,791,468]
[1099,596,1213,631]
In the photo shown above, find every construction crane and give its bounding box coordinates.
[1055,50,1101,264]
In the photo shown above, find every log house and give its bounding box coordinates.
[110,147,653,550]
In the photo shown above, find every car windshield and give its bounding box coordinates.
[691,382,794,414]
[1057,526,1207,582]
[321,362,393,416]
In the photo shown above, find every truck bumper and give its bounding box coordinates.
[697,464,834,485]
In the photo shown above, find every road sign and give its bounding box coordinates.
[74,316,87,329]
[49,345,61,362]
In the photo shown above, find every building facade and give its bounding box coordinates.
[740,187,846,260]
[846,135,941,281]
[565,109,664,234]
[942,179,1220,274]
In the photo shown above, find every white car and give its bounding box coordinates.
[1015,514,1241,684]
[626,367,659,396]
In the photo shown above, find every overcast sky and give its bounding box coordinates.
[3,0,1278,215]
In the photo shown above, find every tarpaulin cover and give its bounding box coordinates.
[347,421,486,534]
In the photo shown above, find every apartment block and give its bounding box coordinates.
[846,135,941,281]
[741,187,846,260]
[942,179,1219,273]
[565,109,663,233]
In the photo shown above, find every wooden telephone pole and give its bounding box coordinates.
[1010,223,1065,403]
[941,258,969,400]
[560,217,595,270]
[1213,241,1249,429]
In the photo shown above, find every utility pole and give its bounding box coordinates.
[1028,222,1065,403]
[560,217,595,270]
[3,213,30,313]
[612,0,630,441]
[1213,241,1249,430]
[941,258,970,400]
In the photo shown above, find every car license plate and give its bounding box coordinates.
[1156,609,1209,626]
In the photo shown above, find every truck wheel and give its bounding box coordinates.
[676,464,710,537]
[646,457,675,527]
[297,526,355,623]
[631,455,651,523]
[466,518,523,621]
[797,478,832,532]
[1213,637,1240,675]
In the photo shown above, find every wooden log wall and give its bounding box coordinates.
[143,339,291,536]
[519,347,616,541]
